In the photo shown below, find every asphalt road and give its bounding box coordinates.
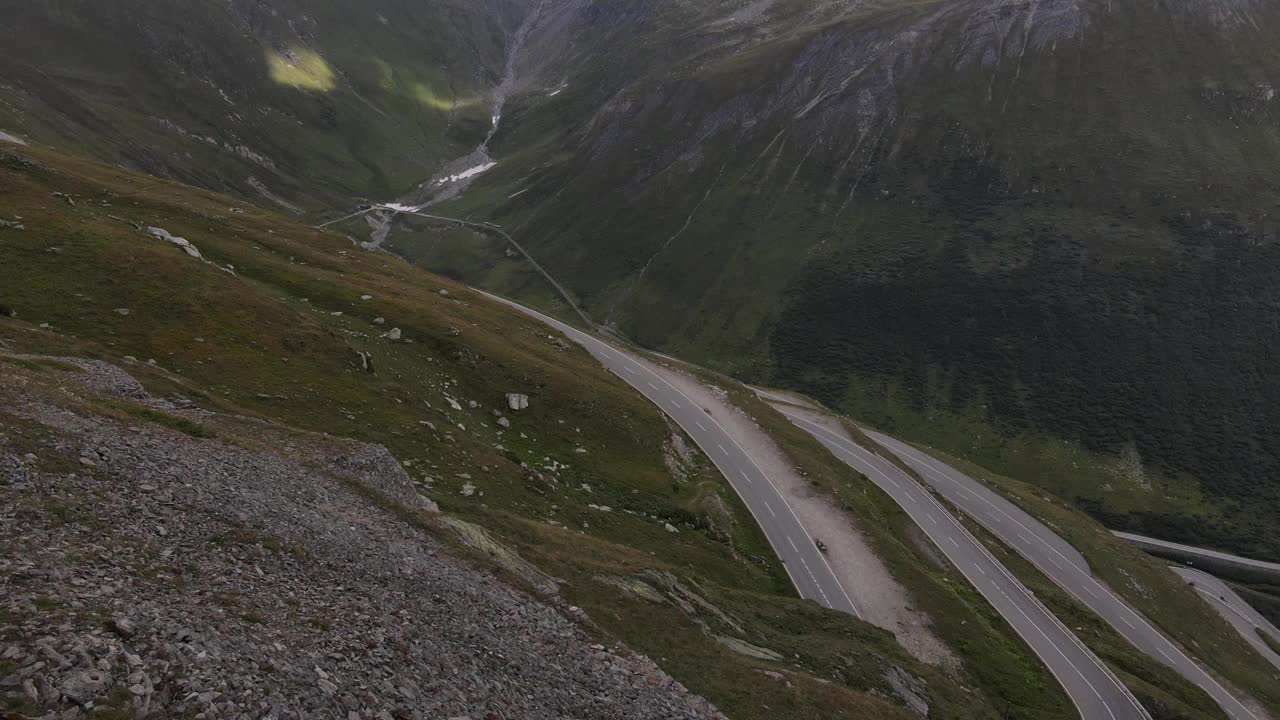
[478,291,862,618]
[480,290,1186,719]
[1172,567,1280,672]
[864,430,1264,720]
[1113,531,1280,578]
[770,407,1147,720]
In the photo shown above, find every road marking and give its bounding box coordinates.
[740,471,753,485]
[625,366,638,375]
[1048,555,1064,568]
[787,536,799,552]
[753,409,1149,720]
[764,501,776,518]
[798,557,833,608]
[603,357,863,621]
[1120,615,1136,629]
[793,419,1163,720]
[717,443,729,456]
[1018,533,1032,545]
[927,513,938,525]
[949,537,960,549]
[1159,647,1176,663]
[646,381,659,390]
[694,420,707,431]
[976,564,987,575]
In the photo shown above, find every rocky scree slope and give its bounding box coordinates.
[0,354,723,720]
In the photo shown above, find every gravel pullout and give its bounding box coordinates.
[646,361,958,669]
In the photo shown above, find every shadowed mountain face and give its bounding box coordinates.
[6,0,1279,557]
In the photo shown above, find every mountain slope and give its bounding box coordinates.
[408,0,1280,561]
[0,0,528,211]
[0,139,1076,720]
[7,0,1279,561]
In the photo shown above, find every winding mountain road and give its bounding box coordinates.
[481,290,1152,720]
[864,429,1265,720]
[771,406,1148,720]
[478,291,860,617]
[1172,567,1280,672]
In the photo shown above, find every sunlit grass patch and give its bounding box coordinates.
[412,82,481,111]
[266,47,335,92]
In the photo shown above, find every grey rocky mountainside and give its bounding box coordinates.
[0,357,724,720]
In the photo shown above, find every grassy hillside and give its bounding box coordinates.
[0,138,1068,720]
[0,0,524,211]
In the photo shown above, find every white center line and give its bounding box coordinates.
[797,558,833,608]
[787,536,799,552]
[927,513,938,525]
[949,537,960,549]
[625,366,638,375]
[976,564,987,575]
[764,501,777,518]
[646,381,659,390]
[740,471,753,485]
[694,421,707,431]
[717,444,729,456]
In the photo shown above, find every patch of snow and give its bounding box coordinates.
[434,162,496,186]
[381,202,422,213]
[0,130,28,146]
